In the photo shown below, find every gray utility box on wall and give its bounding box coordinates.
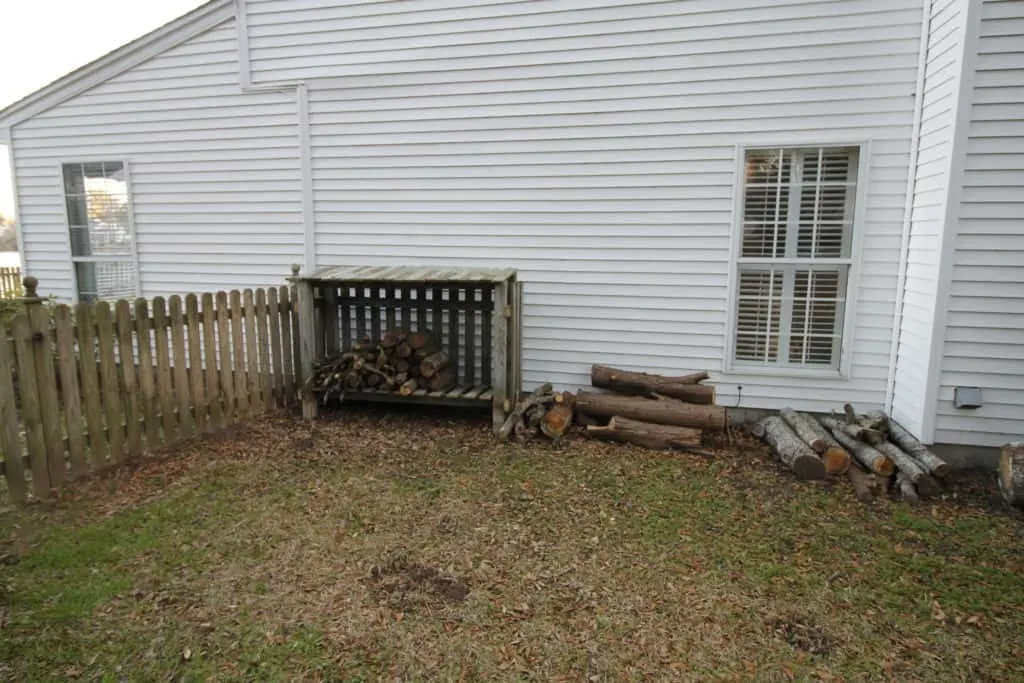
[291,265,522,431]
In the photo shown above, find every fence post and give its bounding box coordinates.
[292,265,318,420]
[22,277,66,489]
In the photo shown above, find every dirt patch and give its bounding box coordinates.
[365,549,470,612]
[769,615,833,656]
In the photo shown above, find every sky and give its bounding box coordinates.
[0,0,207,220]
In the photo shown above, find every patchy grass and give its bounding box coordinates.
[1,406,1022,682]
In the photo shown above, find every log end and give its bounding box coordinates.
[792,454,827,481]
[873,456,896,478]
[821,446,852,476]
[540,404,573,440]
[914,473,942,498]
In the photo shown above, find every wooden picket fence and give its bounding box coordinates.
[0,278,301,504]
[0,267,20,298]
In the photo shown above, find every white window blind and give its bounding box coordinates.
[63,161,137,302]
[734,147,858,369]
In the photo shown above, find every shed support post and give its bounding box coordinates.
[491,280,509,432]
[294,270,318,420]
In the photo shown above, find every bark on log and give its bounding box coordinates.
[874,441,940,497]
[498,383,554,441]
[819,416,895,476]
[576,391,727,430]
[864,410,949,479]
[413,345,441,362]
[843,403,859,425]
[590,364,715,404]
[525,403,547,429]
[586,416,702,451]
[575,411,602,428]
[418,376,431,390]
[407,330,436,350]
[999,442,1024,509]
[779,408,829,452]
[398,378,419,396]
[419,351,449,378]
[540,404,573,440]
[391,359,411,374]
[428,367,456,392]
[380,328,408,349]
[896,470,920,505]
[847,463,875,502]
[755,416,826,480]
[393,343,413,359]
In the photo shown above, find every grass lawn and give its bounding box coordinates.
[1,406,1022,682]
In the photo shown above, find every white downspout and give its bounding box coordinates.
[884,0,932,415]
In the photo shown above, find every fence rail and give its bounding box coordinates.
[1,277,301,504]
[0,267,21,298]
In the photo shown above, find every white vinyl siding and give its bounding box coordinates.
[290,0,923,409]
[733,147,857,371]
[11,19,302,301]
[935,0,1024,447]
[891,0,968,438]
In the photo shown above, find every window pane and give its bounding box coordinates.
[735,267,783,363]
[796,148,856,258]
[62,162,133,259]
[75,261,135,303]
[742,149,791,258]
[788,267,846,366]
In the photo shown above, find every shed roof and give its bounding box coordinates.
[298,265,516,284]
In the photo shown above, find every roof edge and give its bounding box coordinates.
[0,0,235,128]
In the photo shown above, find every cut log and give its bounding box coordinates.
[590,364,715,404]
[498,383,554,442]
[427,367,456,392]
[586,416,702,451]
[836,419,885,445]
[575,411,602,428]
[398,378,419,396]
[575,391,727,430]
[896,470,920,505]
[779,408,829,453]
[417,376,431,390]
[864,411,949,479]
[393,343,413,359]
[754,416,826,480]
[819,416,895,477]
[843,403,859,425]
[874,441,940,497]
[847,463,875,502]
[407,330,436,350]
[999,442,1024,509]
[419,351,449,378]
[525,403,547,429]
[392,359,411,374]
[540,404,573,440]
[380,327,408,349]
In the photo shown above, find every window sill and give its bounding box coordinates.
[722,363,848,381]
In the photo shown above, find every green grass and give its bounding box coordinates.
[1,410,1021,682]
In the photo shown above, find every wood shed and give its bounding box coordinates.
[292,265,522,430]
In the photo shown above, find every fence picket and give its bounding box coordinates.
[95,302,124,464]
[216,292,235,422]
[290,283,303,388]
[279,286,295,403]
[11,315,48,498]
[27,298,65,486]
[186,294,208,433]
[256,289,273,411]
[152,297,177,445]
[0,324,27,503]
[54,306,87,477]
[243,290,260,412]
[169,296,193,438]
[116,300,143,459]
[76,303,107,467]
[134,299,160,450]
[202,293,224,430]
[230,290,249,418]
[268,288,284,407]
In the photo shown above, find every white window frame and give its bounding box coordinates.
[58,159,142,303]
[723,141,870,379]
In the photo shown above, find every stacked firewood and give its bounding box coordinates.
[308,328,456,402]
[753,404,950,503]
[499,365,726,449]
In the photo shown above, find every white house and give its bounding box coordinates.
[0,0,1020,448]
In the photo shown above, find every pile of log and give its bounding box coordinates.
[497,383,576,442]
[753,404,950,503]
[308,328,455,401]
[579,365,725,451]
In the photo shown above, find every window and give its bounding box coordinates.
[62,161,137,302]
[732,146,859,370]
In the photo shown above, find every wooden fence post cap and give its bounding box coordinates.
[291,264,301,277]
[22,276,38,297]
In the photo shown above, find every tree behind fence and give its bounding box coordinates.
[0,277,302,504]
